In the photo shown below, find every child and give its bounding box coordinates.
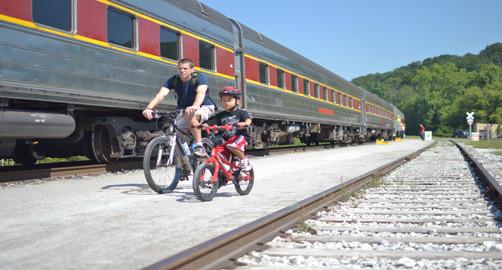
[202,86,252,171]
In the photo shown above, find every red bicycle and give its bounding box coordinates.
[192,125,254,201]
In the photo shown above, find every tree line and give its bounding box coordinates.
[352,43,502,136]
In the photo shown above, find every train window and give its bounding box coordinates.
[303,79,310,95]
[259,63,269,84]
[323,87,328,101]
[291,75,298,92]
[314,83,319,98]
[199,40,215,70]
[277,69,285,88]
[33,0,72,31]
[108,7,135,48]
[160,27,179,60]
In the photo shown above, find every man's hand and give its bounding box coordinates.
[185,106,199,115]
[142,108,154,120]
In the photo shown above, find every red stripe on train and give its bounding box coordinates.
[318,108,335,116]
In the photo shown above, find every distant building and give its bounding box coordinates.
[474,123,501,139]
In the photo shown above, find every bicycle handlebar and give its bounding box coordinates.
[152,109,184,119]
[204,124,235,134]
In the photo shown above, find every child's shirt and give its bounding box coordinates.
[205,108,252,138]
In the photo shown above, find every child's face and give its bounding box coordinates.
[220,95,238,110]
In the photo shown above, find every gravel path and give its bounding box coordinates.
[237,141,502,270]
[0,140,429,270]
[459,142,502,185]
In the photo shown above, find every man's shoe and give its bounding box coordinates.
[193,145,207,157]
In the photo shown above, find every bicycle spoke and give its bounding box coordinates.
[143,136,180,194]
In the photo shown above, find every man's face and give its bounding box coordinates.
[177,63,194,81]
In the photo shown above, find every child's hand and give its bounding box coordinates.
[201,123,209,129]
[237,122,248,128]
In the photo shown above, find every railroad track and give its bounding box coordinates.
[0,144,342,183]
[0,159,143,183]
[146,141,502,270]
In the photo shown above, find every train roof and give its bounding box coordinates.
[116,0,235,47]
[238,22,364,97]
[117,0,396,109]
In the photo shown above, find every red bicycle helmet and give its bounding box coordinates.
[218,86,242,98]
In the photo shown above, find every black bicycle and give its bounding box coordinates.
[143,110,212,194]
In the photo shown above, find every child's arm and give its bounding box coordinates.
[237,118,252,128]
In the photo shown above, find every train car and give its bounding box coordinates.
[363,90,396,139]
[0,0,400,165]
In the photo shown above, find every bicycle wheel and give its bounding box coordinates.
[143,136,180,194]
[190,137,214,170]
[234,168,254,195]
[192,162,219,201]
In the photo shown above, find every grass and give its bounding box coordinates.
[0,156,89,167]
[466,139,502,156]
[404,135,420,140]
[295,219,311,233]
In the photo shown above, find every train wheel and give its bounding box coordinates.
[91,126,116,163]
[12,142,44,166]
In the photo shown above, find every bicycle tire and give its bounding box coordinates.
[143,136,180,194]
[190,137,214,170]
[234,168,254,195]
[192,162,219,201]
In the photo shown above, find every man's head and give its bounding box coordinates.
[177,58,195,82]
[218,86,241,111]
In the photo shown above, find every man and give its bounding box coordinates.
[142,58,216,156]
[419,124,425,140]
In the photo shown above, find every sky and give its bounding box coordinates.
[201,0,502,80]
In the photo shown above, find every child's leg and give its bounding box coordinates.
[226,145,245,160]
[226,136,252,171]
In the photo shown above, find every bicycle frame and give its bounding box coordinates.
[153,110,197,172]
[202,124,244,184]
[205,143,238,184]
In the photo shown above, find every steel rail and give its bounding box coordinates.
[0,143,345,183]
[0,160,143,183]
[144,143,434,270]
[453,141,502,208]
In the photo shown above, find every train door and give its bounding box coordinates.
[229,18,247,109]
[361,92,368,137]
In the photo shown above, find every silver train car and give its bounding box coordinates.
[0,0,401,165]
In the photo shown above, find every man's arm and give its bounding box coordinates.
[185,84,208,114]
[142,87,170,120]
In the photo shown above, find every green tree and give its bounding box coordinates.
[352,43,502,136]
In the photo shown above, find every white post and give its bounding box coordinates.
[466,112,475,140]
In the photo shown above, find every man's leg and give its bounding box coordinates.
[190,115,202,144]
[188,110,207,156]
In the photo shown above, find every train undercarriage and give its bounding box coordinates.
[1,100,393,166]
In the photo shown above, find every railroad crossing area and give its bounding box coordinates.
[2,139,431,269]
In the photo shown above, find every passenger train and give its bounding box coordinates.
[0,0,405,165]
